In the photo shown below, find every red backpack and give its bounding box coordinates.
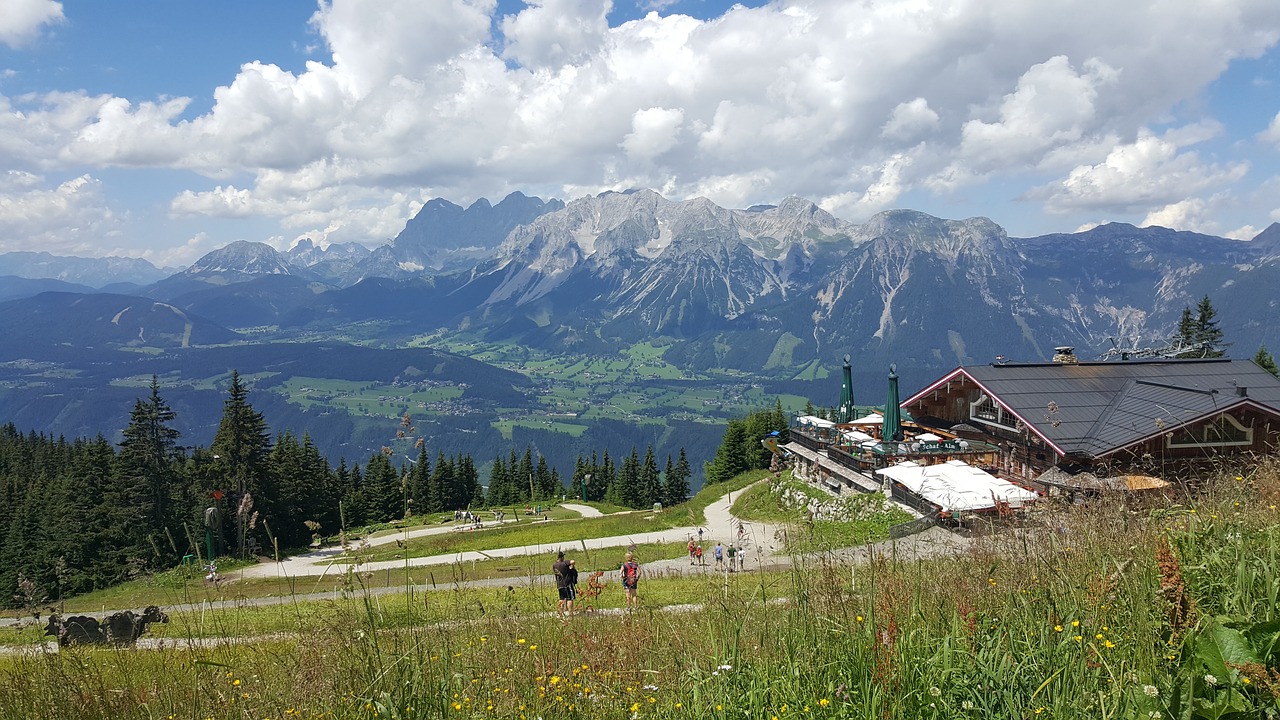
[622,561,638,584]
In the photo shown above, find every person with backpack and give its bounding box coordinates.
[553,550,574,620]
[695,544,704,565]
[726,543,737,571]
[620,552,640,611]
[714,542,723,568]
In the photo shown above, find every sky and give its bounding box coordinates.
[2,0,1280,268]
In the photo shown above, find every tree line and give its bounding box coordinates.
[0,371,690,608]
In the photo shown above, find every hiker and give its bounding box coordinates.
[620,552,640,611]
[567,559,579,601]
[726,543,736,571]
[714,542,723,568]
[687,537,696,565]
[697,527,704,543]
[553,551,574,619]
[738,545,746,571]
[695,544,704,565]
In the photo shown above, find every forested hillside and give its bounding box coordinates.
[0,374,697,608]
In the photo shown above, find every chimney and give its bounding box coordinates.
[1052,346,1079,364]
[1237,386,1248,397]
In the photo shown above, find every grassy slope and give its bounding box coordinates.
[2,464,1277,720]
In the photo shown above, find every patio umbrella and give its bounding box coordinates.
[882,364,903,442]
[837,354,855,423]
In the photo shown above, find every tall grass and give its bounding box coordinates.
[1,463,1277,719]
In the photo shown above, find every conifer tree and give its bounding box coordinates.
[704,419,750,484]
[1255,345,1279,377]
[210,371,272,557]
[663,449,691,506]
[639,445,661,507]
[115,377,183,567]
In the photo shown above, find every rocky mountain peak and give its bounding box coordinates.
[183,240,292,277]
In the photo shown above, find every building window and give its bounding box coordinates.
[1167,414,1253,449]
[970,394,1019,432]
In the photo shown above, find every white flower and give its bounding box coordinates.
[643,684,658,691]
[929,686,942,697]
[1143,685,1159,697]
[961,700,975,710]
[718,664,733,671]
[1204,674,1218,687]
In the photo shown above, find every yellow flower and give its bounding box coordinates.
[1095,633,1104,640]
[1073,635,1083,642]
[819,699,830,707]
[1103,640,1115,648]
[1071,620,1079,627]
[517,638,526,644]
[717,704,724,711]
[856,615,863,622]
[1054,625,1063,632]
[233,679,242,687]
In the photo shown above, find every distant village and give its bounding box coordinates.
[784,347,1280,527]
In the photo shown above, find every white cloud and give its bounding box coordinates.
[2,0,1280,254]
[1260,111,1280,147]
[1031,124,1249,214]
[0,171,119,254]
[881,98,939,141]
[621,107,684,160]
[501,0,611,70]
[0,0,61,48]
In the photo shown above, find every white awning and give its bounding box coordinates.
[795,415,836,428]
[850,413,883,425]
[915,432,943,442]
[875,459,1038,513]
[841,429,874,442]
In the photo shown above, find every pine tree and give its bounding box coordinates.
[115,376,183,567]
[210,371,272,558]
[1255,345,1279,377]
[1193,295,1227,358]
[639,445,661,507]
[663,449,691,506]
[704,419,750,484]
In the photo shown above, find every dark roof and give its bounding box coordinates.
[907,359,1280,459]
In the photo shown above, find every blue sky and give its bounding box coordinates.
[1,0,1279,267]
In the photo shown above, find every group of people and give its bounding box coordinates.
[553,549,640,619]
[686,536,748,571]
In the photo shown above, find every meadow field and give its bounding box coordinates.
[1,463,1277,719]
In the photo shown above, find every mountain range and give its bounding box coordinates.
[2,189,1278,477]
[5,189,1279,370]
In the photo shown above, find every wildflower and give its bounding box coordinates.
[819,699,830,707]
[988,578,996,585]
[929,687,942,697]
[1071,620,1079,627]
[1243,677,1252,685]
[1035,708,1044,715]
[643,684,659,691]
[1054,625,1063,633]
[1143,685,1159,697]
[1204,674,1218,687]
[1096,634,1104,640]
[529,644,538,650]
[1103,640,1116,649]
[718,664,733,671]
[856,615,863,622]
[716,704,723,711]
[517,638,526,644]
[961,700,974,710]
[233,679,242,687]
[1073,635,1083,642]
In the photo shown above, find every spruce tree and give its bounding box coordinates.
[663,449,691,506]
[1255,345,1279,377]
[210,371,272,558]
[704,419,750,484]
[1193,295,1227,358]
[639,445,661,507]
[115,376,183,567]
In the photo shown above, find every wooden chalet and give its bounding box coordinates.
[901,352,1280,491]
